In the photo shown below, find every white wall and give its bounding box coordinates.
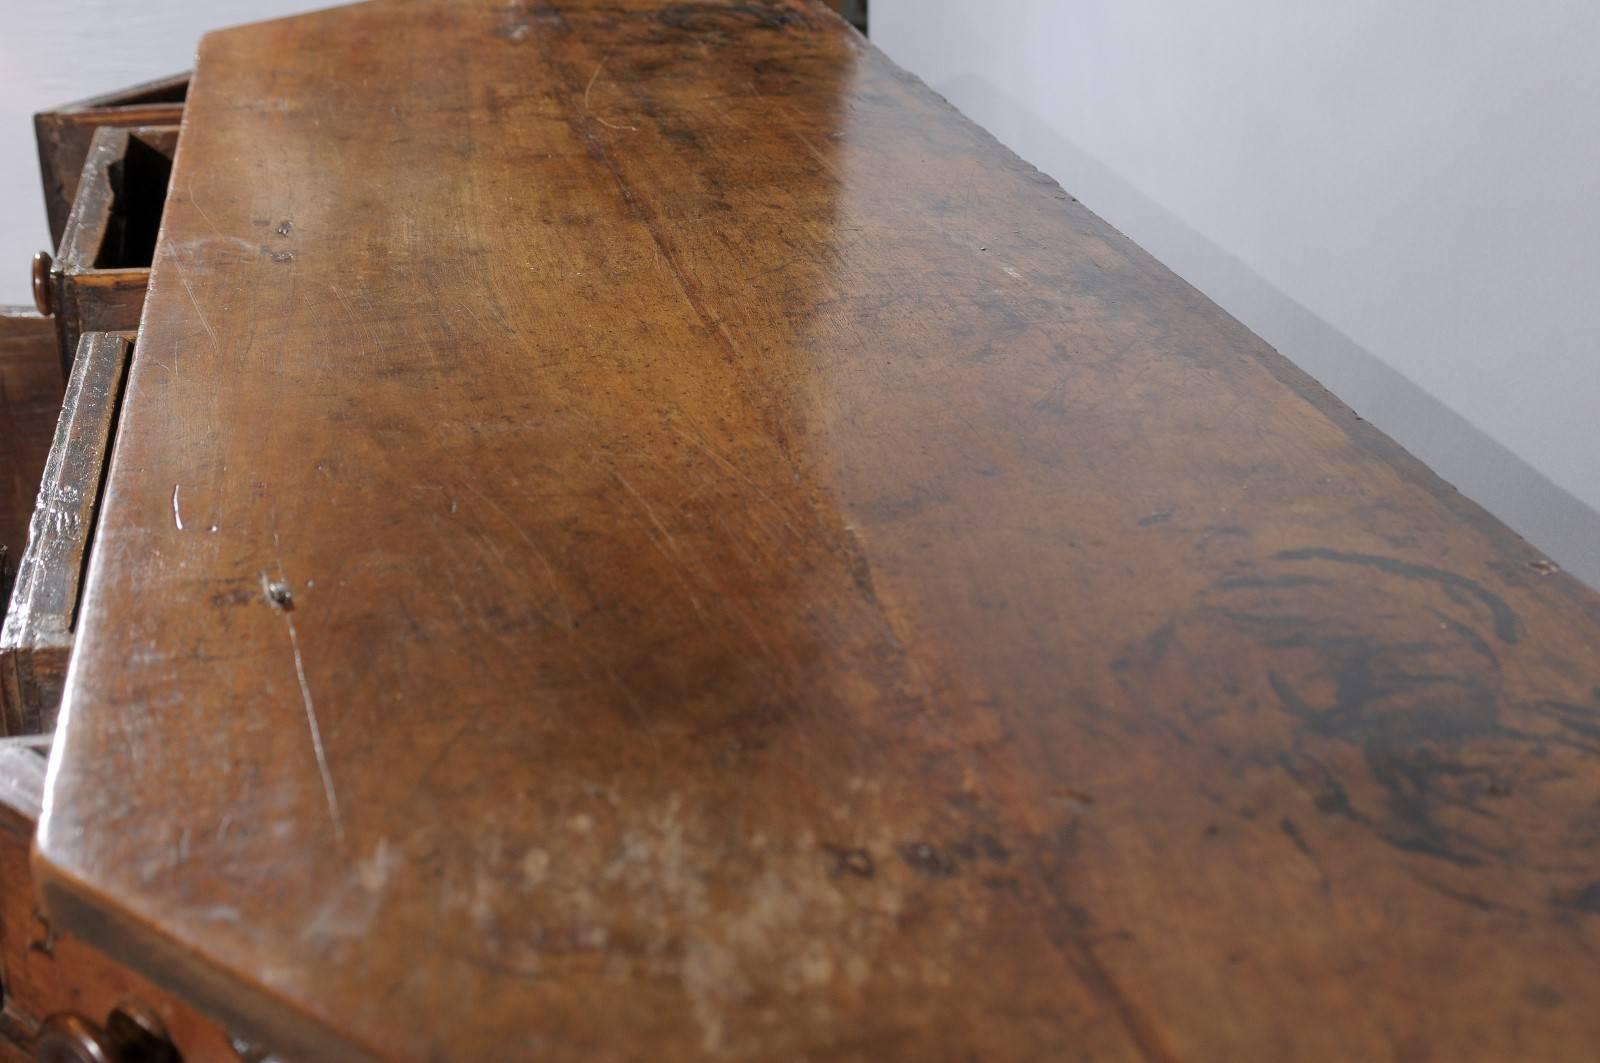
[0,0,332,307]
[875,1,1600,589]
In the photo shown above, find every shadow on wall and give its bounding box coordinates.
[931,71,1600,592]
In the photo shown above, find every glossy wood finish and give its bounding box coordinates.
[0,313,63,606]
[35,74,187,248]
[47,127,177,373]
[2,334,129,736]
[35,1,1600,1059]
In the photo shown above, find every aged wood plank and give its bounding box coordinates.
[1,334,129,736]
[34,1,1600,1060]
[0,312,63,604]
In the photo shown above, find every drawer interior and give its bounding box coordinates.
[92,130,175,270]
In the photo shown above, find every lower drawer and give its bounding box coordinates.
[1,333,129,737]
[0,743,241,1061]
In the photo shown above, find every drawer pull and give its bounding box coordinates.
[33,1003,179,1063]
[31,252,52,317]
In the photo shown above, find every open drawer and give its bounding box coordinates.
[34,74,187,249]
[34,127,177,374]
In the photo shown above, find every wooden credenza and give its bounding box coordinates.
[2,1,1599,1060]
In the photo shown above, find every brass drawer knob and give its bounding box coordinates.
[33,1013,112,1063]
[32,251,53,317]
[34,1004,179,1063]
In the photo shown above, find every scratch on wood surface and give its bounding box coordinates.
[263,569,345,843]
[288,611,344,843]
[460,480,562,594]
[331,284,381,360]
[613,470,683,555]
[663,421,802,541]
[613,470,710,624]
[453,480,658,742]
[171,484,183,530]
[550,48,759,378]
[583,59,639,132]
[168,246,220,354]
[771,102,838,177]
[186,191,226,243]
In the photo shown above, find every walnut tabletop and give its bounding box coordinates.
[34,1,1600,1059]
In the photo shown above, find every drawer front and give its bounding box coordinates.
[0,745,242,1061]
[0,333,129,737]
[0,315,62,609]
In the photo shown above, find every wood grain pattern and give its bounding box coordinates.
[34,1,1600,1059]
[1,334,129,736]
[0,313,62,605]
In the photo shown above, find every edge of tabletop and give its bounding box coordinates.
[22,12,399,1059]
[30,829,382,1061]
